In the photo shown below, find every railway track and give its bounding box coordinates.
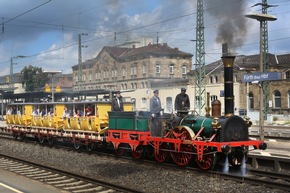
[212,168,290,191]
[0,154,145,193]
[1,131,290,192]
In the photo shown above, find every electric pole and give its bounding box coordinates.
[194,0,206,115]
[252,0,278,119]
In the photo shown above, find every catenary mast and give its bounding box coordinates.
[194,0,206,115]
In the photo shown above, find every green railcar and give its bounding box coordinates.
[108,111,150,131]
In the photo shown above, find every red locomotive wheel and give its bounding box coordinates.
[196,150,217,170]
[170,144,193,166]
[169,126,194,166]
[132,145,145,159]
[154,142,169,163]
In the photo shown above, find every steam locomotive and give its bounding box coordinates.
[1,52,266,170]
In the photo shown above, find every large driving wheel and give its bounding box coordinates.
[228,149,247,168]
[196,149,217,170]
[132,145,145,159]
[154,142,169,163]
[170,126,194,166]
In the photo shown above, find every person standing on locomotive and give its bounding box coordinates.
[112,91,124,111]
[174,88,190,116]
[150,89,163,136]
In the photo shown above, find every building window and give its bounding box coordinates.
[288,91,290,108]
[166,97,173,112]
[89,74,92,81]
[182,64,187,74]
[131,67,134,75]
[122,68,126,77]
[134,66,137,75]
[273,90,281,108]
[169,64,174,74]
[210,95,218,102]
[131,83,134,89]
[156,64,160,74]
[249,92,254,110]
[112,70,114,78]
[286,71,290,79]
[141,97,147,108]
[215,76,218,83]
[115,70,117,77]
[143,64,146,74]
[210,76,213,84]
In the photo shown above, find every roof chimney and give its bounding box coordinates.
[132,44,136,49]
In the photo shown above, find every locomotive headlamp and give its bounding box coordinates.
[221,145,230,154]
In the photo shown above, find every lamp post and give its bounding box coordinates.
[10,55,27,91]
[43,70,62,102]
[239,67,256,116]
[245,13,277,140]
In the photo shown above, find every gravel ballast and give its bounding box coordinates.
[0,139,287,193]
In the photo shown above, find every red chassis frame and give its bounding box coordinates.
[107,129,265,161]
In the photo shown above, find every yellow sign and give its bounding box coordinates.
[55,85,61,92]
[45,84,51,92]
[6,77,9,83]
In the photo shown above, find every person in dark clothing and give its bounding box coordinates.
[150,89,163,136]
[112,91,124,111]
[175,88,190,116]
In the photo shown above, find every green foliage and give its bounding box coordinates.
[21,65,49,92]
[273,116,278,121]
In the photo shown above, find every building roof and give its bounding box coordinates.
[193,53,290,75]
[72,43,193,69]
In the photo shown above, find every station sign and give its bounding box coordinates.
[242,72,282,83]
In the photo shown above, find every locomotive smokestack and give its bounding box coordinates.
[221,43,236,116]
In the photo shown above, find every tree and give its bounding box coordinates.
[21,65,49,92]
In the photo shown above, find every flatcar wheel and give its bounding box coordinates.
[19,133,26,141]
[12,132,18,140]
[48,137,54,146]
[115,143,125,156]
[73,142,81,150]
[86,142,95,152]
[196,150,217,170]
[154,142,169,163]
[228,149,246,168]
[38,136,45,144]
[132,145,145,159]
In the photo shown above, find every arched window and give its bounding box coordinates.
[249,92,254,110]
[273,90,281,108]
[209,76,213,84]
[215,76,218,83]
[131,83,134,89]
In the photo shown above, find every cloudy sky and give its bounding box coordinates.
[0,0,289,75]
